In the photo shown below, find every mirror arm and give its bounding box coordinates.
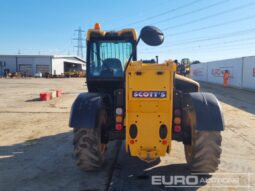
[124,36,141,74]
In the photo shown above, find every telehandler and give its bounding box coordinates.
[69,23,224,173]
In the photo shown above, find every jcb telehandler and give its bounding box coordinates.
[69,23,224,173]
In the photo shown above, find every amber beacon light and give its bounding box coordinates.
[94,23,101,30]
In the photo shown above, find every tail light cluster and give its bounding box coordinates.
[115,107,123,131]
[173,109,182,133]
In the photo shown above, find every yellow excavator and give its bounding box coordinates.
[69,23,224,173]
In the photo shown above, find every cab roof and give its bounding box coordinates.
[86,28,138,41]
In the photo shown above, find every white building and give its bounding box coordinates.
[0,55,86,76]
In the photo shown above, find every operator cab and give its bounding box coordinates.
[86,23,138,94]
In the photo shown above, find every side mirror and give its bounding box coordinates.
[140,26,164,46]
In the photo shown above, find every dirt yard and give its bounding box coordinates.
[0,78,254,191]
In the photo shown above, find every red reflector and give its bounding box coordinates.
[162,139,167,145]
[174,109,181,116]
[174,125,181,132]
[115,123,123,131]
[130,139,135,144]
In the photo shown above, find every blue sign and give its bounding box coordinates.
[132,91,167,98]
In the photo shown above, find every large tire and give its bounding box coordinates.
[184,130,222,173]
[73,110,107,171]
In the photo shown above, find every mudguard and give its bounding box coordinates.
[182,92,224,131]
[69,93,106,128]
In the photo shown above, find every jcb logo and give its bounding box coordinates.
[133,91,166,98]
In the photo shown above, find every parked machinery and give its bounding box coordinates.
[69,24,224,173]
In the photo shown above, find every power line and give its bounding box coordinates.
[143,36,255,52]
[162,1,255,31]
[111,0,170,29]
[163,28,255,47]
[119,0,203,28]
[166,14,255,37]
[147,0,229,27]
[139,41,255,54]
[177,42,255,53]
[176,37,255,49]
[73,27,85,58]
[139,28,255,51]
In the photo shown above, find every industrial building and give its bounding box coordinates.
[0,55,86,76]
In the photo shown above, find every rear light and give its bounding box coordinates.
[130,139,135,144]
[174,109,181,116]
[174,125,181,132]
[115,107,123,131]
[173,108,182,133]
[115,116,122,123]
[174,117,181,125]
[115,123,123,131]
[116,108,123,115]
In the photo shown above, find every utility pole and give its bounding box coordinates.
[73,27,85,58]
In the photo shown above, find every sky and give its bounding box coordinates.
[0,0,255,62]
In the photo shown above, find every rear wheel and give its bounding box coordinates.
[181,92,223,173]
[184,130,222,173]
[73,110,107,171]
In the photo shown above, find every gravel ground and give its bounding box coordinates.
[0,78,254,191]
